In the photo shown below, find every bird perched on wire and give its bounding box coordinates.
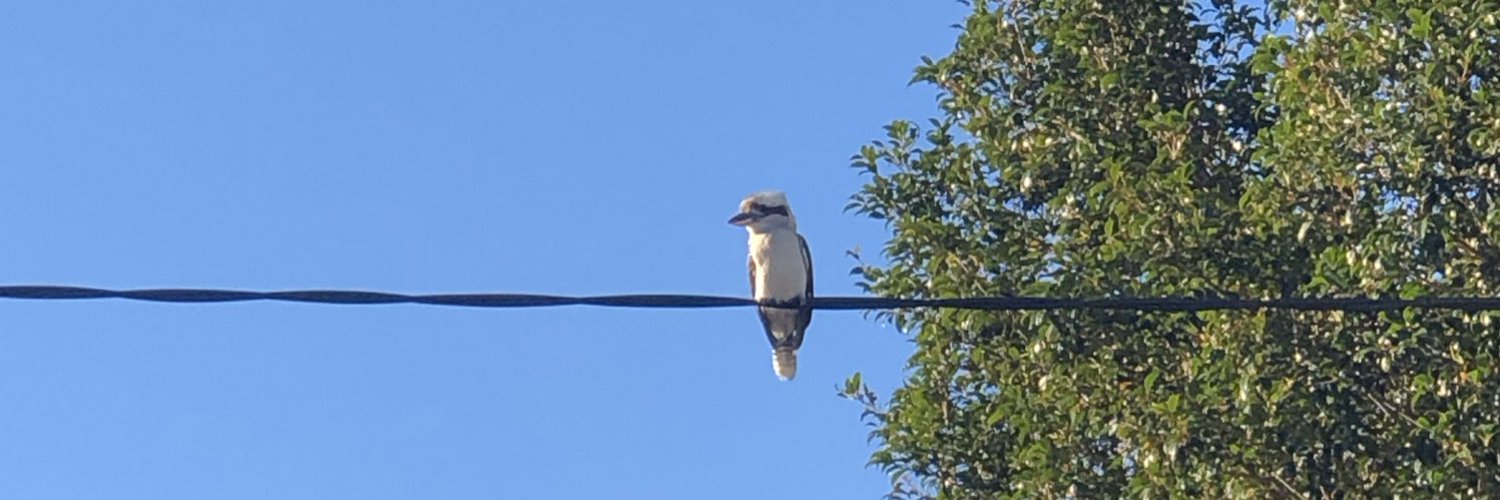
[728,190,813,381]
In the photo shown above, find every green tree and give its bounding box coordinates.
[844,0,1500,497]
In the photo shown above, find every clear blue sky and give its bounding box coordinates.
[0,1,965,498]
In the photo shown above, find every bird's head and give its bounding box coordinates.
[728,190,796,233]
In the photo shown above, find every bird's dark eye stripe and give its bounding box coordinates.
[752,204,789,216]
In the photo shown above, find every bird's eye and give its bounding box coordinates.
[752,203,788,217]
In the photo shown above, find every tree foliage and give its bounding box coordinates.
[844,0,1500,497]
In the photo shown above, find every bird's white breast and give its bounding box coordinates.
[749,231,807,301]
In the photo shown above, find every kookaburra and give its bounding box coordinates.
[728,191,813,381]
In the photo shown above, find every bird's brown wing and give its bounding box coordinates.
[794,234,814,344]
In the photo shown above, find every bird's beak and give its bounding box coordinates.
[727,212,758,226]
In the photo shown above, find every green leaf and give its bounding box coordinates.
[844,0,1500,495]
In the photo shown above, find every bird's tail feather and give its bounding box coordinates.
[772,347,798,381]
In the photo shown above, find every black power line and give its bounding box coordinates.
[0,285,1496,311]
